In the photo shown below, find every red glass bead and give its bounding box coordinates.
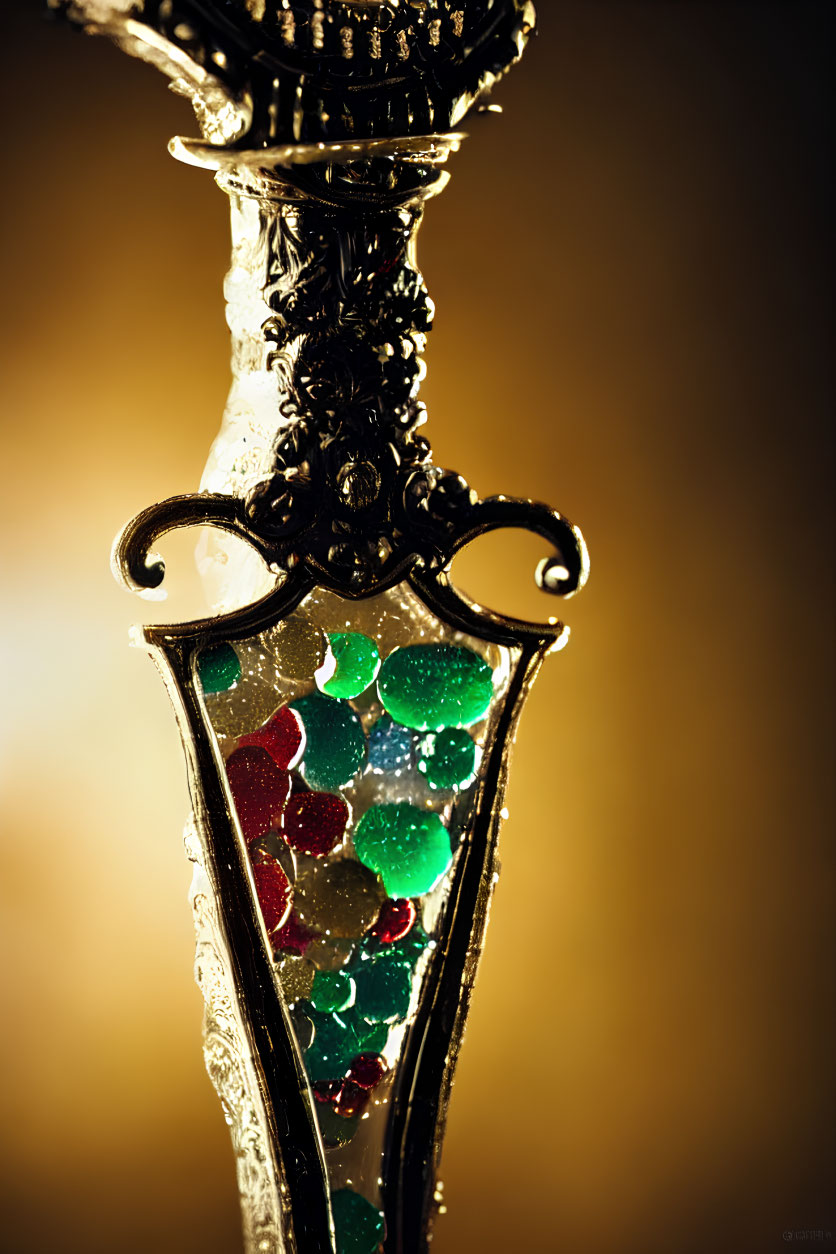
[346,1053,387,1091]
[312,1079,342,1106]
[334,1080,370,1119]
[282,792,350,858]
[371,898,416,944]
[237,705,305,770]
[252,857,293,934]
[225,746,291,842]
[273,912,315,956]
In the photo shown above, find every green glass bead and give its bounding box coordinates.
[353,803,452,897]
[292,692,366,790]
[417,727,479,790]
[349,1011,389,1056]
[319,633,380,700]
[362,928,429,973]
[198,643,241,694]
[377,644,494,730]
[332,1189,386,1254]
[353,958,412,1025]
[390,928,430,967]
[304,1010,360,1082]
[310,970,356,1014]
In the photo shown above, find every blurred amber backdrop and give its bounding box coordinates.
[1,3,833,1252]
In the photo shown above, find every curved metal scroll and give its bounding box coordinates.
[113,488,588,622]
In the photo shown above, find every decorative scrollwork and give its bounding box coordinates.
[114,482,587,636]
[53,0,536,149]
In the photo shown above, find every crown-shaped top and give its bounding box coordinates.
[54,0,535,148]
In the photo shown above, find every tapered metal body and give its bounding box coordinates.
[56,2,587,1250]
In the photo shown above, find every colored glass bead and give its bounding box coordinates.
[312,1079,343,1106]
[266,618,329,681]
[249,832,296,883]
[314,1077,371,1120]
[237,705,305,770]
[289,1004,315,1052]
[367,715,413,774]
[307,935,356,971]
[198,643,241,694]
[225,746,291,843]
[319,632,380,699]
[353,803,452,897]
[272,911,315,956]
[279,956,315,1005]
[305,1010,361,1082]
[371,898,416,944]
[387,927,430,968]
[353,957,412,1024]
[282,792,349,858]
[316,1106,359,1149]
[331,1189,386,1254]
[310,969,356,1014]
[294,859,385,939]
[346,1053,387,1091]
[377,643,494,730]
[350,1014,389,1056]
[361,933,413,968]
[292,693,366,790]
[417,727,479,790]
[251,857,293,934]
[333,1080,370,1119]
[205,678,283,740]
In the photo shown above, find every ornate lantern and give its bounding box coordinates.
[54,3,588,1251]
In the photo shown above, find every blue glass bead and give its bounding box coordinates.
[367,715,414,774]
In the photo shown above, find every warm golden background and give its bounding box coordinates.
[1,3,833,1251]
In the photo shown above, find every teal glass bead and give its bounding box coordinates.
[349,1012,388,1056]
[417,727,479,790]
[385,928,430,970]
[377,644,494,730]
[319,633,380,699]
[292,692,366,790]
[198,643,241,694]
[353,803,452,897]
[304,1005,388,1082]
[353,957,412,1025]
[331,1188,386,1254]
[310,970,356,1014]
[304,1010,361,1082]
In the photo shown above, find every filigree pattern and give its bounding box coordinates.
[52,0,536,147]
[188,825,285,1254]
[234,193,586,595]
